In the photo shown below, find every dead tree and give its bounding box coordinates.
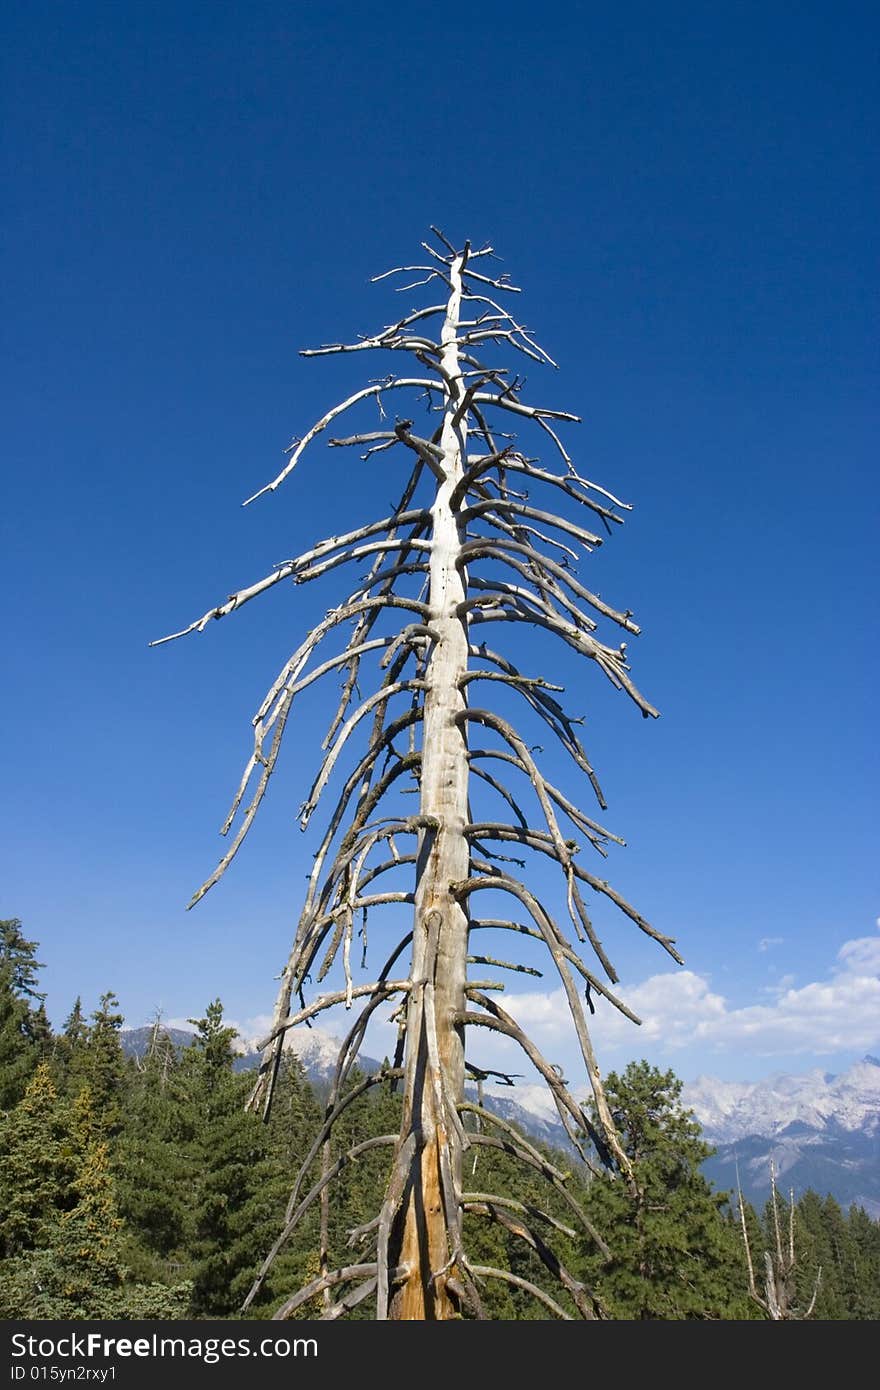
[738,1161,821,1319]
[153,231,681,1319]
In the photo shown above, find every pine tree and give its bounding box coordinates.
[179,1000,278,1317]
[253,1053,325,1312]
[31,1087,128,1315]
[0,1062,71,1260]
[579,1061,752,1319]
[845,1205,880,1320]
[82,991,126,1131]
[116,1023,191,1272]
[0,1062,192,1318]
[821,1195,858,1312]
[54,996,90,1082]
[0,1073,128,1316]
[0,919,45,1001]
[0,919,47,1108]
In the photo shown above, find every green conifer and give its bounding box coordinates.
[579,1061,753,1319]
[0,920,47,1108]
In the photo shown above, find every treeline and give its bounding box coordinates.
[2,919,879,1320]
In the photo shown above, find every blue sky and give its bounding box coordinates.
[3,1,877,1085]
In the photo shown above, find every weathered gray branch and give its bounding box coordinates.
[468,919,642,1023]
[157,230,672,1321]
[468,1201,603,1319]
[243,378,442,506]
[467,1266,573,1319]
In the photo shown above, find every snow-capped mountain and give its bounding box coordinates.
[471,1081,572,1151]
[121,1024,202,1058]
[235,1022,385,1080]
[681,1057,880,1145]
[122,1022,561,1148]
[482,1057,880,1216]
[682,1057,880,1218]
[121,1021,385,1079]
[122,1023,880,1217]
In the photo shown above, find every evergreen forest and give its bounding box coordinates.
[2,919,878,1321]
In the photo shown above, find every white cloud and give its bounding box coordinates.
[837,934,880,975]
[163,1015,197,1034]
[496,924,880,1068]
[759,973,796,998]
[503,971,726,1057]
[758,936,784,952]
[172,924,879,1084]
[233,1013,275,1046]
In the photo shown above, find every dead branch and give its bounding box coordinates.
[243,378,442,506]
[157,231,672,1320]
[460,535,641,634]
[737,1161,822,1320]
[466,1201,603,1319]
[468,919,641,1023]
[272,1264,406,1321]
[467,1267,573,1319]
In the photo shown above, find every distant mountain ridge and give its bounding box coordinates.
[121,1025,880,1217]
[682,1056,880,1218]
[120,1021,385,1079]
[120,1021,550,1148]
[681,1057,880,1144]
[120,1025,203,1058]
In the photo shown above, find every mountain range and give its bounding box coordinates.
[121,1025,880,1218]
[683,1057,880,1218]
[478,1057,880,1217]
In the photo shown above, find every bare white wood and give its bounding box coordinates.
[153,230,671,1320]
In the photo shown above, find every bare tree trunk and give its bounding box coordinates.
[393,248,471,1319]
[155,231,677,1319]
[738,1161,822,1320]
